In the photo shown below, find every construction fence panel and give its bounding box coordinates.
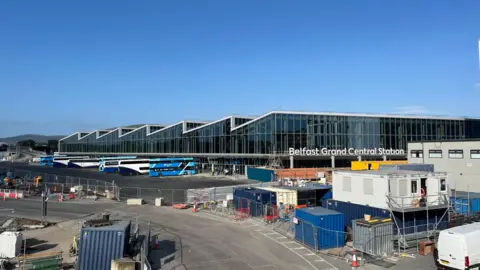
[0,169,120,201]
[118,188,187,205]
[186,182,277,204]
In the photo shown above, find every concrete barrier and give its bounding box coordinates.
[126,198,145,205]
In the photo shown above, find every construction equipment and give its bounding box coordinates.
[34,176,43,187]
[69,235,79,257]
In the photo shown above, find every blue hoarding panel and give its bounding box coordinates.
[247,167,274,182]
[322,200,448,235]
[233,187,276,217]
[77,221,131,270]
[295,207,345,249]
[453,197,480,216]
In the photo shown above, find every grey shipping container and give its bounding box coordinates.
[378,164,434,172]
[352,217,394,257]
[77,221,131,270]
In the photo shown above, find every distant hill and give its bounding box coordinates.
[0,134,66,145]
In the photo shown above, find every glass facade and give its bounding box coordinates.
[148,123,184,153]
[183,117,252,154]
[231,113,467,154]
[59,113,480,156]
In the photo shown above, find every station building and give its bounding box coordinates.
[408,139,480,192]
[59,110,480,174]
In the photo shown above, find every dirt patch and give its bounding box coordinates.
[0,217,55,231]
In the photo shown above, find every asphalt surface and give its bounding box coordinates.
[0,198,348,270]
[0,162,255,204]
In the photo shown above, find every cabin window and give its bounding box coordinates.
[440,179,446,191]
[410,150,423,158]
[448,150,463,159]
[363,178,374,195]
[470,150,480,159]
[343,177,352,192]
[428,150,442,158]
[411,179,418,194]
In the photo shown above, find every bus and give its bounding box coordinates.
[52,156,89,168]
[118,159,150,176]
[68,158,100,168]
[148,158,196,177]
[98,156,137,173]
[40,155,66,166]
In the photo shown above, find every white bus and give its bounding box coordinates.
[118,159,150,176]
[68,158,100,169]
[52,156,89,168]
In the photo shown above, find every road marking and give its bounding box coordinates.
[276,236,287,239]
[293,247,305,250]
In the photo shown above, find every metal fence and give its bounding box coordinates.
[118,187,187,205]
[186,182,277,204]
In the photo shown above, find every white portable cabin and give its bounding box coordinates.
[256,186,298,207]
[332,170,449,210]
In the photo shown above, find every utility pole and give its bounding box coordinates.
[41,184,48,225]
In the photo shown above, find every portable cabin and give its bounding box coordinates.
[378,164,434,172]
[350,160,408,171]
[256,186,298,207]
[332,170,449,210]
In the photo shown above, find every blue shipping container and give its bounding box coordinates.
[77,221,131,270]
[233,187,276,217]
[453,196,480,216]
[247,167,275,182]
[295,207,345,249]
[322,199,448,235]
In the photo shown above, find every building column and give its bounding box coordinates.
[357,156,362,161]
[233,164,236,174]
[331,156,335,168]
[383,155,387,161]
[289,156,294,169]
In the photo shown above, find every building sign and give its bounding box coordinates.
[288,147,405,156]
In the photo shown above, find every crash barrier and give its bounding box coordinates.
[126,198,145,205]
[186,182,277,204]
[0,189,24,199]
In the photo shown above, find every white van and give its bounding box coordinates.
[435,223,480,269]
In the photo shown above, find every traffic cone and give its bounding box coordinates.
[192,203,197,213]
[351,250,359,268]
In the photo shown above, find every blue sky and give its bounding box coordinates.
[1,1,480,137]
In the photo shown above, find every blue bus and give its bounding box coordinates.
[98,156,137,173]
[148,158,196,177]
[40,155,65,166]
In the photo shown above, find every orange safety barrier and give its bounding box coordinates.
[294,204,307,209]
[172,204,188,209]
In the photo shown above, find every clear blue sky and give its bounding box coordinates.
[1,1,480,137]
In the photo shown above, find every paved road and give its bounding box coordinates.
[0,198,348,270]
[0,162,252,189]
[0,198,120,222]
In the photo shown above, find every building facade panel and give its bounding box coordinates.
[231,113,465,155]
[119,127,148,153]
[408,140,480,192]
[148,123,184,154]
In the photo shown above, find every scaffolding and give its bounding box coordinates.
[265,151,283,169]
[386,192,450,254]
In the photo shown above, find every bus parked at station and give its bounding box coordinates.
[118,159,150,176]
[148,157,196,177]
[52,156,89,168]
[68,158,100,168]
[40,155,66,166]
[98,156,137,173]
